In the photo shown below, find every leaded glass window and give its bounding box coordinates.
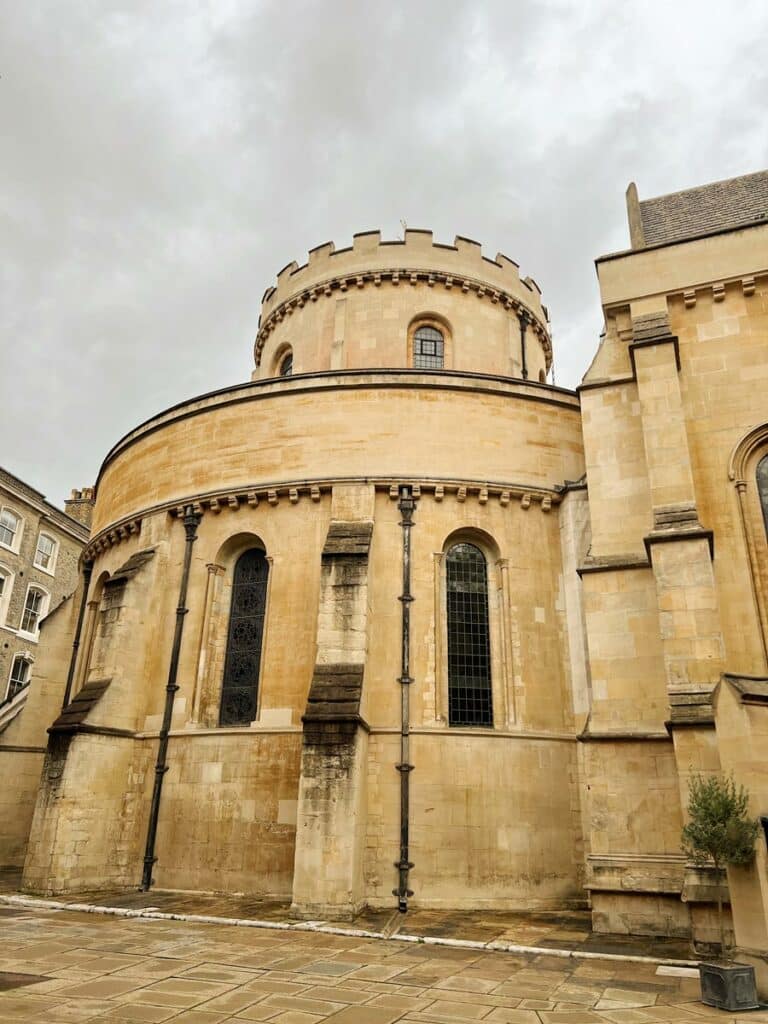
[219,548,269,726]
[758,455,768,537]
[446,543,493,727]
[413,326,444,369]
[7,656,31,701]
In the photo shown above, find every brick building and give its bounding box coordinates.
[0,470,91,729]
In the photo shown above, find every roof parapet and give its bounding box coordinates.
[260,229,544,323]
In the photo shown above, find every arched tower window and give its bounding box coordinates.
[758,454,768,537]
[446,542,493,727]
[413,325,444,369]
[219,548,269,726]
[278,350,293,377]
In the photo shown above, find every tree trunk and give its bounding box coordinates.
[715,861,726,959]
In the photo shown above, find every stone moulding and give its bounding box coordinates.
[84,476,565,561]
[82,518,141,562]
[254,264,553,369]
[586,853,686,895]
[577,553,650,576]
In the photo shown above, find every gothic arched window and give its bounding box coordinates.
[413,325,444,369]
[219,548,269,726]
[758,454,768,537]
[446,542,493,727]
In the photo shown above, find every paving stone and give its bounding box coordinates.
[92,1005,179,1022]
[419,999,493,1019]
[55,978,148,1000]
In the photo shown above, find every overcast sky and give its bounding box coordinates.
[2,1,767,508]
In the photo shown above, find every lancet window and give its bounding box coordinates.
[759,454,768,537]
[446,542,493,727]
[219,548,269,726]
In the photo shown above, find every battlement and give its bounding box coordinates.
[261,229,547,322]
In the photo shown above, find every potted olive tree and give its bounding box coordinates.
[682,772,761,1011]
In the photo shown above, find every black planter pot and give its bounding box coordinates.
[699,962,759,1011]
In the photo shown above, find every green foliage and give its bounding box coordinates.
[682,773,759,869]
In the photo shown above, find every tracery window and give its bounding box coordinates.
[219,548,269,726]
[0,509,20,549]
[413,325,444,369]
[759,454,768,537]
[7,656,31,701]
[446,543,493,727]
[20,586,47,635]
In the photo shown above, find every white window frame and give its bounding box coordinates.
[18,583,50,641]
[6,653,33,702]
[0,506,23,554]
[33,531,58,575]
[0,563,14,627]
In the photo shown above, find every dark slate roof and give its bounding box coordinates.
[639,170,768,245]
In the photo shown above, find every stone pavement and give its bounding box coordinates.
[0,871,692,963]
[0,902,762,1024]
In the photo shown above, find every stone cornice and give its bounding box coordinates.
[84,475,566,561]
[254,266,553,369]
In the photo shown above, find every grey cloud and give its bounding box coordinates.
[2,0,767,503]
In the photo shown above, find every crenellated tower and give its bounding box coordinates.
[254,229,552,383]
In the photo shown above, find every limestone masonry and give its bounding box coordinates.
[3,171,768,990]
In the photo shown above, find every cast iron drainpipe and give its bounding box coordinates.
[518,310,530,381]
[61,559,93,710]
[141,505,201,891]
[394,485,415,912]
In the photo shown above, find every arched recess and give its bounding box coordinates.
[408,313,453,370]
[191,532,273,728]
[272,343,294,378]
[432,527,514,729]
[74,570,111,694]
[728,423,768,666]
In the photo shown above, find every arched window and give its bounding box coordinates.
[20,586,48,636]
[0,508,20,550]
[7,655,31,701]
[446,543,493,727]
[759,455,768,537]
[219,548,269,726]
[413,325,444,369]
[278,350,293,377]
